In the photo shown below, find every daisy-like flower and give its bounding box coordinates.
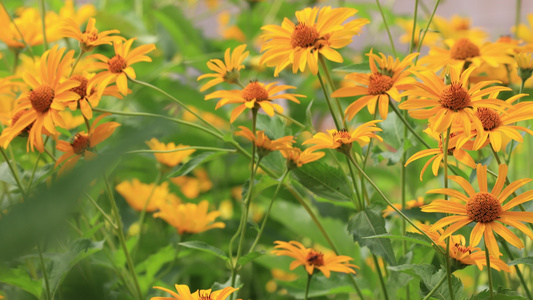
[272,241,358,278]
[205,81,305,123]
[0,45,79,152]
[235,126,294,157]
[146,138,196,167]
[416,224,510,272]
[302,120,382,153]
[405,127,476,181]
[397,19,440,48]
[171,169,213,199]
[431,15,488,44]
[399,64,511,134]
[55,114,120,174]
[280,147,325,168]
[418,38,514,72]
[61,17,123,52]
[383,196,426,217]
[422,163,533,257]
[151,284,238,300]
[471,93,533,151]
[0,6,44,48]
[154,200,225,235]
[91,38,156,96]
[331,51,418,120]
[513,14,533,43]
[58,111,85,130]
[515,52,533,83]
[260,6,369,76]
[197,44,249,91]
[116,180,175,212]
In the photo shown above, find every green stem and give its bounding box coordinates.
[317,69,342,130]
[85,193,117,229]
[415,0,441,65]
[500,240,533,300]
[515,0,522,39]
[275,111,306,129]
[389,99,432,149]
[442,127,455,300]
[359,109,379,205]
[304,273,312,300]
[422,274,447,300]
[373,254,390,300]
[0,148,26,197]
[249,169,290,253]
[126,147,236,155]
[400,109,409,300]
[103,174,143,300]
[39,0,48,51]
[409,0,419,54]
[346,157,363,211]
[375,0,397,57]
[318,55,345,128]
[484,239,494,300]
[37,243,51,300]
[27,136,50,191]
[69,50,85,77]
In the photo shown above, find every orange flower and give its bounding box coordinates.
[145,138,196,167]
[235,126,294,157]
[55,114,120,174]
[272,241,358,278]
[171,169,213,199]
[154,200,225,235]
[383,197,426,217]
[61,17,123,52]
[205,81,305,123]
[91,38,156,96]
[280,147,325,168]
[116,180,175,212]
[197,44,249,91]
[422,164,533,257]
[151,284,238,300]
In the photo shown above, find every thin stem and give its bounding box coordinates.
[409,0,419,54]
[304,273,312,300]
[484,239,494,300]
[500,240,533,300]
[442,127,455,300]
[359,109,379,205]
[27,136,50,191]
[400,108,409,299]
[318,55,345,128]
[249,169,290,253]
[515,0,522,39]
[103,174,143,300]
[275,111,306,129]
[375,0,397,57]
[37,243,51,300]
[317,70,342,130]
[346,157,363,211]
[415,0,441,65]
[126,147,236,155]
[39,0,48,51]
[422,273,447,300]
[0,148,26,197]
[69,50,86,77]
[373,254,390,300]
[389,100,432,149]
[85,193,117,229]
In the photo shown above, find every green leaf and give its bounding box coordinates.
[292,161,355,202]
[0,161,20,186]
[348,207,397,265]
[136,244,176,294]
[237,251,265,266]
[508,256,533,266]
[362,232,433,248]
[278,271,355,298]
[179,241,230,265]
[241,175,279,203]
[470,287,526,300]
[0,266,42,297]
[167,152,225,178]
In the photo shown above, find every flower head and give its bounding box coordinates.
[422,164,533,257]
[151,284,238,300]
[146,138,196,167]
[154,200,225,235]
[515,52,533,83]
[280,147,325,168]
[235,126,294,157]
[513,13,533,43]
[205,81,305,123]
[272,241,358,278]
[61,18,123,52]
[171,169,212,199]
[332,51,418,120]
[383,197,426,217]
[260,6,369,76]
[116,180,176,212]
[197,44,249,91]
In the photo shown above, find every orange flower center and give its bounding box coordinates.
[291,23,319,48]
[71,133,90,154]
[476,108,501,131]
[306,249,324,266]
[198,291,212,300]
[242,81,269,101]
[11,110,33,133]
[30,85,55,113]
[450,38,480,60]
[466,192,502,223]
[85,29,99,42]
[69,75,88,99]
[454,243,473,255]
[368,73,394,95]
[108,55,127,73]
[332,129,352,141]
[440,83,471,111]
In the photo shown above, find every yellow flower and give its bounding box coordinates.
[260,6,369,76]
[422,164,533,257]
[58,111,85,130]
[515,52,533,83]
[397,18,440,48]
[171,169,213,199]
[181,106,229,130]
[91,38,156,96]
[205,81,305,123]
[513,14,533,43]
[58,0,96,26]
[116,179,173,212]
[399,64,511,134]
[235,126,294,157]
[302,120,382,153]
[383,197,426,217]
[280,147,325,168]
[197,44,249,91]
[272,241,358,278]
[0,46,79,152]
[154,200,225,235]
[55,114,120,175]
[331,50,418,120]
[0,6,43,48]
[61,17,123,52]
[431,15,488,44]
[218,11,246,43]
[151,284,237,300]
[145,138,196,167]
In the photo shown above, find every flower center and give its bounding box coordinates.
[306,249,324,266]
[332,129,351,141]
[108,55,127,73]
[476,108,501,131]
[450,38,480,60]
[466,192,502,223]
[30,85,55,113]
[85,29,99,42]
[71,133,90,155]
[198,291,212,300]
[242,81,269,102]
[440,83,471,111]
[291,23,319,48]
[69,75,88,99]
[368,73,394,95]
[454,243,473,255]
[11,110,33,133]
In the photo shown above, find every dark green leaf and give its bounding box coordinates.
[292,161,355,202]
[237,251,265,266]
[362,232,433,248]
[470,287,526,300]
[167,152,226,178]
[179,241,230,264]
[508,256,533,266]
[0,266,42,297]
